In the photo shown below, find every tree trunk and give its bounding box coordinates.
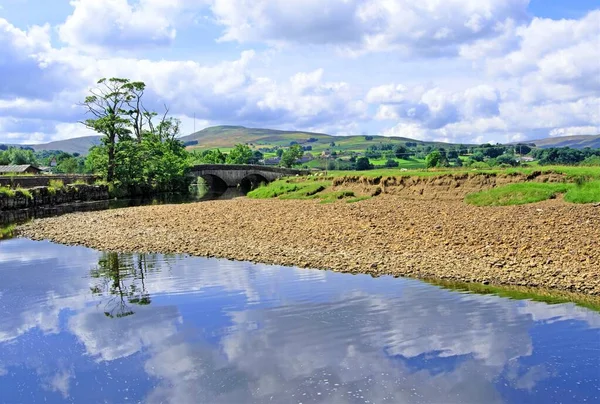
[107,133,116,182]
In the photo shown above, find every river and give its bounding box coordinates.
[0,237,598,403]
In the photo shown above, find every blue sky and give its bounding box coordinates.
[0,0,598,144]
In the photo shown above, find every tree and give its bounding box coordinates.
[81,78,144,181]
[55,157,80,173]
[226,144,253,164]
[394,145,408,159]
[280,144,304,168]
[515,144,532,155]
[496,154,518,166]
[385,159,399,168]
[250,150,264,164]
[276,148,284,158]
[355,157,373,170]
[82,78,189,195]
[426,151,442,168]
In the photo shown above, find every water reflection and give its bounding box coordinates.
[0,238,599,403]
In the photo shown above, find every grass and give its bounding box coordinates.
[428,278,600,312]
[465,180,600,206]
[327,164,600,179]
[465,183,572,206]
[0,186,32,199]
[0,224,16,240]
[564,181,600,204]
[47,179,65,195]
[249,165,600,207]
[247,178,361,202]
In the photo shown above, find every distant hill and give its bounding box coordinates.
[2,136,102,155]
[526,134,600,149]
[180,125,464,152]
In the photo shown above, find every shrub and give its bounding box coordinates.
[384,159,399,168]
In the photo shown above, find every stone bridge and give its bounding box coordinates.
[188,164,311,188]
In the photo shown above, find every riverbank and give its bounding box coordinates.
[18,194,600,296]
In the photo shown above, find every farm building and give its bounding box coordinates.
[0,164,43,174]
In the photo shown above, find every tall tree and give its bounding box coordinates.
[81,78,140,181]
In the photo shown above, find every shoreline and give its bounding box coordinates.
[17,195,600,297]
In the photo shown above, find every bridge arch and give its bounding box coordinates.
[188,164,311,190]
[240,173,269,192]
[197,173,228,191]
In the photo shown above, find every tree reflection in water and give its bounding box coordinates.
[89,252,164,318]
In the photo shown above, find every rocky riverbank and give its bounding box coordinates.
[18,195,600,295]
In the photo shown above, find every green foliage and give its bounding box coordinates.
[0,186,32,199]
[0,186,16,197]
[496,154,518,166]
[564,181,600,204]
[0,224,16,240]
[384,159,399,168]
[226,144,253,164]
[465,183,571,206]
[280,144,304,168]
[355,157,373,170]
[580,156,600,166]
[81,78,190,195]
[0,147,37,165]
[425,150,446,168]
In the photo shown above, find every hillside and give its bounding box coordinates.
[180,125,462,152]
[528,134,600,149]
[1,136,102,155]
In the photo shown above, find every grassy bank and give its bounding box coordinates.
[428,279,600,312]
[466,181,600,206]
[247,178,366,203]
[0,224,16,240]
[248,165,600,206]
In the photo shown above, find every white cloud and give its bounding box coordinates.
[211,0,530,56]
[1,2,599,145]
[58,0,204,51]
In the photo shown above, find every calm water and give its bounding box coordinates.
[0,239,599,404]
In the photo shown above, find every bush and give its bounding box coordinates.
[355,157,373,170]
[580,156,600,167]
[384,159,399,168]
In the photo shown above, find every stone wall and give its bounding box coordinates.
[0,184,109,211]
[0,175,97,189]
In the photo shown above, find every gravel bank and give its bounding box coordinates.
[18,196,600,295]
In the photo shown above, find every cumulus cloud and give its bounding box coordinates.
[1,1,599,145]
[211,0,530,56]
[58,0,206,51]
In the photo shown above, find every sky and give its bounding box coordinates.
[0,0,598,145]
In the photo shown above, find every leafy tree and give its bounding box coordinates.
[81,78,146,181]
[447,150,459,159]
[82,78,189,195]
[471,152,485,162]
[276,148,284,158]
[394,145,408,158]
[250,150,264,164]
[355,157,373,170]
[194,149,226,164]
[280,144,304,168]
[425,151,442,168]
[1,147,37,165]
[515,144,532,155]
[453,157,463,167]
[385,159,399,168]
[496,154,518,166]
[226,144,253,164]
[55,157,80,173]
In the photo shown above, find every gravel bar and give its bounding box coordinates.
[18,195,600,295]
